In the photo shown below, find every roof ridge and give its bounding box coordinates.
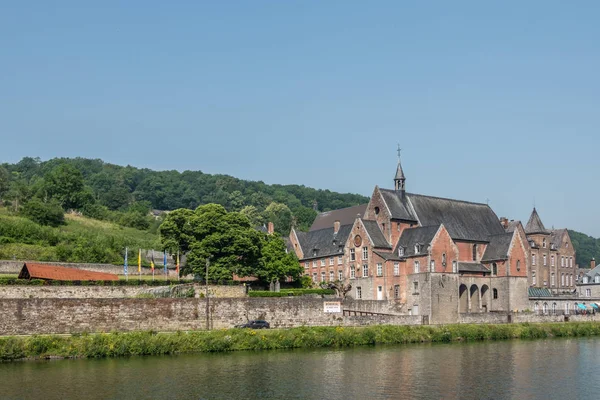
[380,189,489,207]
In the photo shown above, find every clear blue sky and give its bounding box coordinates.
[1,1,599,236]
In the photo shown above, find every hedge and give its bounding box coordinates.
[249,289,336,297]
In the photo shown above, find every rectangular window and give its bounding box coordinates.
[321,272,326,282]
[394,285,400,299]
[532,254,536,266]
[362,247,368,260]
[304,262,309,269]
[561,257,565,267]
[393,262,400,276]
[551,256,555,266]
[413,281,418,293]
[329,271,334,281]
[329,257,334,266]
[362,264,369,277]
[350,249,356,261]
[570,257,573,268]
[586,289,591,297]
[338,270,343,281]
[452,261,458,273]
[414,260,420,274]
[356,286,362,299]
[312,273,317,282]
[430,260,435,272]
[532,271,536,285]
[350,266,355,279]
[321,259,326,267]
[551,273,555,286]
[376,263,383,277]
[338,255,343,265]
[312,260,317,268]
[543,254,547,266]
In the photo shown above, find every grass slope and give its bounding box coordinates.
[0,207,159,264]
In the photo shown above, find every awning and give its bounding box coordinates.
[577,303,587,310]
[592,303,600,310]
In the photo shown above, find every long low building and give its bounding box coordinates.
[18,263,119,281]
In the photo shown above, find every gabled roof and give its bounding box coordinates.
[406,193,505,242]
[481,232,514,261]
[361,220,391,249]
[394,225,440,257]
[378,189,417,221]
[458,262,490,273]
[296,224,353,260]
[310,204,367,231]
[18,263,119,281]
[550,229,567,248]
[395,159,405,181]
[505,220,521,233]
[373,250,402,261]
[525,208,549,235]
[584,264,600,280]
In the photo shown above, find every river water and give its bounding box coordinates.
[2,338,599,400]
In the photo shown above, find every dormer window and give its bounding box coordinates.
[583,276,589,284]
[398,247,405,257]
[313,250,318,257]
[374,207,380,215]
[414,244,421,254]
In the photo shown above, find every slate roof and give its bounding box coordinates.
[394,225,440,257]
[525,208,549,234]
[406,193,505,242]
[373,250,401,261]
[310,204,367,231]
[378,189,417,221]
[528,287,553,297]
[458,262,490,273]
[481,232,514,261]
[550,229,567,248]
[18,263,119,281]
[361,220,391,249]
[584,264,600,280]
[296,224,353,260]
[395,159,405,180]
[505,220,521,233]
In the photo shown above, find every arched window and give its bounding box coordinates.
[472,244,477,261]
[534,302,539,311]
[543,238,547,248]
[493,288,498,299]
[492,263,498,276]
[452,260,458,273]
[516,260,521,271]
[442,253,447,266]
[543,303,548,313]
[552,303,556,314]
[430,260,435,272]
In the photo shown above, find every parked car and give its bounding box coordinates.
[235,320,270,329]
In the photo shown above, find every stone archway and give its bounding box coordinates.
[470,284,480,312]
[481,285,490,312]
[459,284,468,313]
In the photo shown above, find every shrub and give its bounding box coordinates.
[21,199,65,227]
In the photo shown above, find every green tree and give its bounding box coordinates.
[292,206,318,231]
[44,164,89,210]
[159,208,196,253]
[21,199,65,227]
[0,166,10,203]
[256,235,302,283]
[263,202,293,235]
[240,205,264,227]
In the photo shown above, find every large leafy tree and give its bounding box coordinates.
[0,166,10,203]
[256,235,302,283]
[43,164,92,210]
[263,202,293,235]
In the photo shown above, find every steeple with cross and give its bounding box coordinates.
[394,144,406,191]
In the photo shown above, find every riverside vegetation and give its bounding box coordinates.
[3,322,600,362]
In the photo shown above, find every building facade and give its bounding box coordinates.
[290,154,532,323]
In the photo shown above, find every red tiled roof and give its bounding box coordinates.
[19,263,119,281]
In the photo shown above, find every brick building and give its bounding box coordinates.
[290,153,531,323]
[501,208,577,293]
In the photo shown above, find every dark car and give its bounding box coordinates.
[235,320,270,329]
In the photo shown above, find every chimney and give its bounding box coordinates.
[592,258,596,269]
[333,220,340,234]
[499,217,508,229]
[267,222,274,235]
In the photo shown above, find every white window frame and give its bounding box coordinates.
[329,270,334,281]
[551,273,555,286]
[362,247,368,260]
[376,263,383,277]
[362,264,369,278]
[304,262,309,269]
[586,289,591,297]
[398,247,404,257]
[321,272,326,282]
[338,270,343,281]
[532,271,537,285]
[551,255,555,266]
[312,260,317,268]
[329,257,334,266]
[356,286,362,299]
[595,276,600,284]
[414,260,420,274]
[570,257,573,268]
[350,266,355,279]
[583,276,589,284]
[338,255,343,265]
[430,260,435,272]
[393,262,400,276]
[532,254,536,266]
[350,249,356,261]
[452,260,458,273]
[543,254,547,266]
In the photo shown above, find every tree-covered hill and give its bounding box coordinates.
[0,157,368,233]
[568,230,600,269]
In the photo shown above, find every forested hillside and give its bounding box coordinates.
[0,157,368,233]
[568,230,600,269]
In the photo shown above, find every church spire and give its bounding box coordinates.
[394,144,406,191]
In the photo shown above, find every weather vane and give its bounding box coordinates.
[397,143,402,158]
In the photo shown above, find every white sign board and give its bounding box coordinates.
[323,301,342,313]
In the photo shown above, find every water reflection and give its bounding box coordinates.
[2,338,600,400]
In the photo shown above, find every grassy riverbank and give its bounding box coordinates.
[3,322,600,362]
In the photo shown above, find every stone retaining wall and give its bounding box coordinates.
[0,298,421,335]
[0,284,246,299]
